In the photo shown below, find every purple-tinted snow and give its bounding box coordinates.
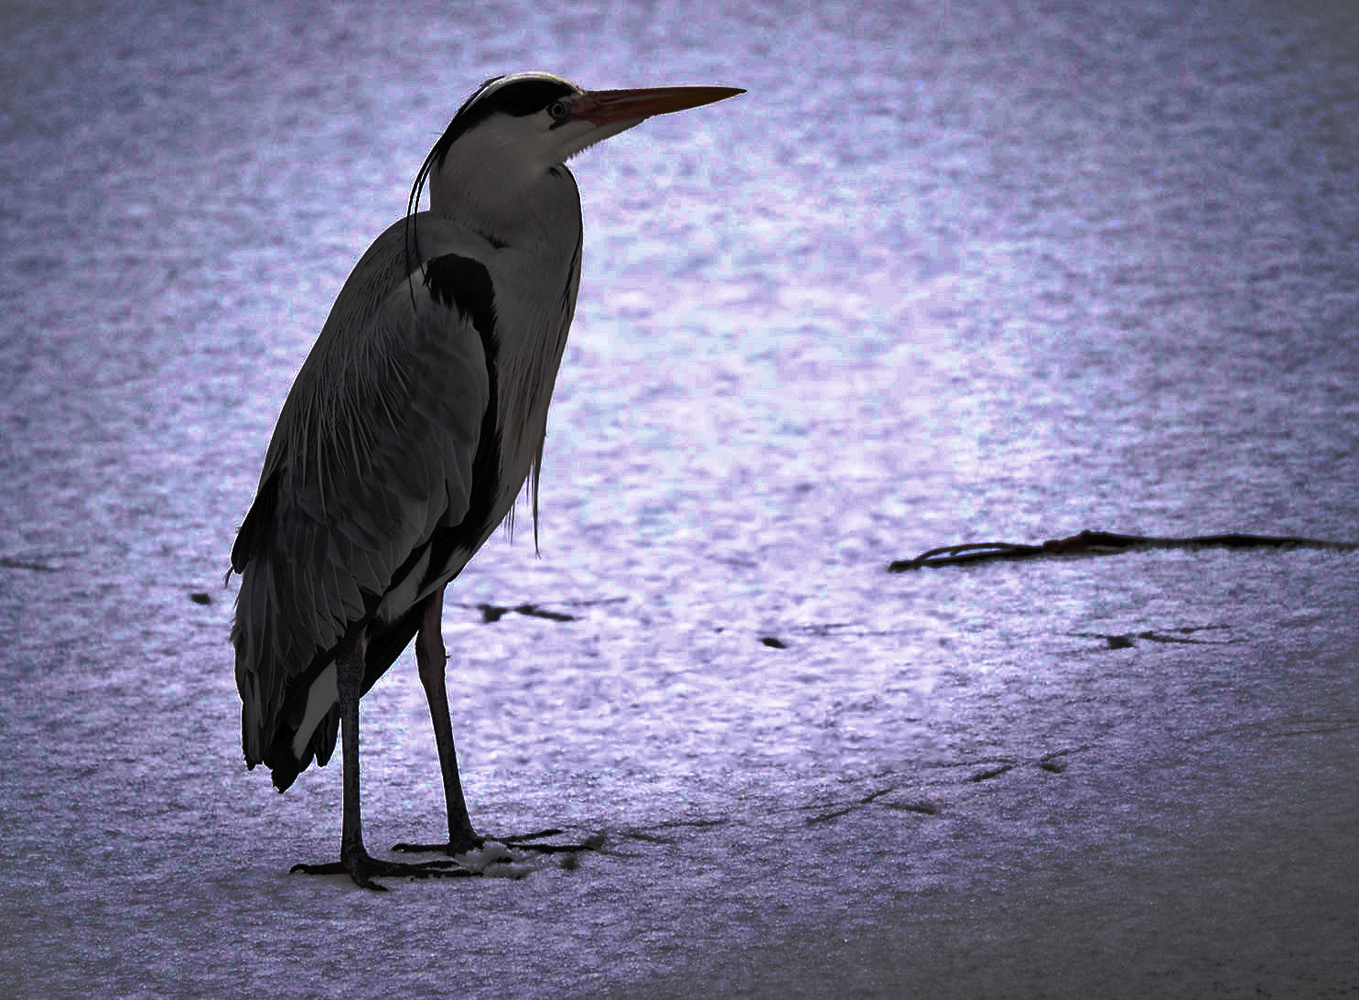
[2,1,1358,997]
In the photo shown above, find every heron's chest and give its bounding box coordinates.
[479,244,580,526]
[491,314,571,497]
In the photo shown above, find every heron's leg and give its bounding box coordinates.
[291,623,464,889]
[335,624,370,868]
[413,586,481,853]
[391,590,605,861]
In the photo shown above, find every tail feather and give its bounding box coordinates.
[237,601,426,791]
[264,704,339,792]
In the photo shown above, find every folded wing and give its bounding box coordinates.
[230,217,500,772]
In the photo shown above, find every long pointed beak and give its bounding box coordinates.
[573,86,745,126]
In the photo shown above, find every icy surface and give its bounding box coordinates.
[2,0,1358,997]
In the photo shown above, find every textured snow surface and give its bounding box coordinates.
[3,0,1359,997]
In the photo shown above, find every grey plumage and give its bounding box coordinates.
[227,71,742,888]
[231,208,579,783]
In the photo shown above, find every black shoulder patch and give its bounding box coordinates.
[423,254,497,339]
[419,253,502,569]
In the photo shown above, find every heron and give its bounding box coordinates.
[228,72,743,890]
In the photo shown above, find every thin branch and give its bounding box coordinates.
[888,529,1358,572]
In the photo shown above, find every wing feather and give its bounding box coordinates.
[231,216,495,765]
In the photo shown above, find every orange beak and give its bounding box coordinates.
[571,86,745,126]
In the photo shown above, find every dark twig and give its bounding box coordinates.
[888,529,1358,572]
[1,556,59,572]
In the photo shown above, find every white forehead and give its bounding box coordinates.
[468,71,583,107]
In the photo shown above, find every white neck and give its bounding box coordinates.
[424,119,585,543]
[428,115,573,245]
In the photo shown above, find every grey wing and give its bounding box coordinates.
[230,227,494,765]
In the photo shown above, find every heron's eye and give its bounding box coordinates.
[548,101,570,120]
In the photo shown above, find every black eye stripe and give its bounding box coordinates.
[474,79,577,118]
[431,77,580,167]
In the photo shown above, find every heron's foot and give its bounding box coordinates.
[391,829,485,856]
[393,828,606,858]
[290,849,469,892]
[499,829,607,854]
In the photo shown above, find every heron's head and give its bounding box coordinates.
[414,72,743,224]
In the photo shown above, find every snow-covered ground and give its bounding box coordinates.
[3,1,1358,996]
